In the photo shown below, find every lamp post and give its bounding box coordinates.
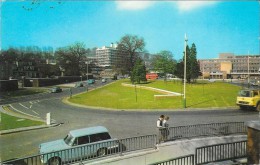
[86,61,89,80]
[248,52,250,88]
[183,34,188,108]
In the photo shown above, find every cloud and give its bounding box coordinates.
[116,1,155,10]
[115,1,217,11]
[176,1,217,11]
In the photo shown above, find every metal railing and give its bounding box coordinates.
[2,134,156,165]
[162,122,247,142]
[195,140,247,165]
[149,154,195,165]
[149,140,247,165]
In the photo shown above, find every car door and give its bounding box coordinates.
[71,135,90,161]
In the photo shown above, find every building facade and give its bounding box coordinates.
[96,43,128,68]
[199,53,260,79]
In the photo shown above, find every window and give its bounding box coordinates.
[89,133,111,143]
[75,136,90,146]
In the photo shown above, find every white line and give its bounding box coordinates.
[9,104,40,119]
[30,105,32,109]
[32,110,39,115]
[19,103,29,109]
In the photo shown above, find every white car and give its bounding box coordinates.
[39,126,122,165]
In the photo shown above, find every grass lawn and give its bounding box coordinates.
[69,79,241,110]
[0,112,44,131]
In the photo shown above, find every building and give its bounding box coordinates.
[199,53,260,79]
[96,43,128,68]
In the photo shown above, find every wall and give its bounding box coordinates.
[0,80,18,92]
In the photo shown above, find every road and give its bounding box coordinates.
[0,81,259,161]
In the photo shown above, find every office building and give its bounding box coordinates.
[199,53,260,79]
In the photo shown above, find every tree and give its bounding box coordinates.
[131,58,147,84]
[151,50,176,81]
[174,43,201,83]
[189,43,201,81]
[56,42,88,76]
[117,35,145,73]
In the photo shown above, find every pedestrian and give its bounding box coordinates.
[162,116,170,141]
[156,115,164,144]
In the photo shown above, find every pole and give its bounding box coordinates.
[248,52,250,88]
[183,34,188,108]
[87,62,89,80]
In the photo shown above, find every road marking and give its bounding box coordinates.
[30,100,40,104]
[32,110,39,115]
[19,103,29,109]
[9,104,40,119]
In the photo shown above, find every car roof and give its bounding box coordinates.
[69,126,109,137]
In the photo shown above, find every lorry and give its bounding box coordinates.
[236,89,260,111]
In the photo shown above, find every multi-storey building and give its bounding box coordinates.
[199,53,260,79]
[96,43,128,68]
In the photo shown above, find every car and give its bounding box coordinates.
[87,79,95,84]
[101,78,107,83]
[51,87,62,93]
[75,82,84,87]
[39,126,122,165]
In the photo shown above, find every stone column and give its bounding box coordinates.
[246,120,260,164]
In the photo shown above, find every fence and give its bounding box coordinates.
[195,140,247,165]
[2,134,156,165]
[149,154,195,165]
[162,122,247,141]
[150,140,247,165]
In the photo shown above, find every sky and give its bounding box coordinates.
[1,1,259,60]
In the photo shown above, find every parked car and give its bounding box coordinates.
[39,126,124,165]
[51,87,62,93]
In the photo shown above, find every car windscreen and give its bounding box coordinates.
[64,133,74,146]
[238,90,251,97]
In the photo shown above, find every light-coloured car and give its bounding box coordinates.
[51,87,62,93]
[39,126,120,165]
[101,78,107,83]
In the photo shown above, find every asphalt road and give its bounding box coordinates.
[0,81,259,161]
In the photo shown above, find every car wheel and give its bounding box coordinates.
[97,148,107,157]
[239,106,246,110]
[256,103,260,112]
[48,157,61,165]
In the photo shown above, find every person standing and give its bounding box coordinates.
[162,116,170,141]
[156,115,164,144]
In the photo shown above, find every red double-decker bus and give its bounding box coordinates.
[146,73,158,80]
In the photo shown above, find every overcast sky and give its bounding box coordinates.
[1,1,259,59]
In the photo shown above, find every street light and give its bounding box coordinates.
[183,34,188,108]
[247,52,250,88]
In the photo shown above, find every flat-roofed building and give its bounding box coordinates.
[199,53,260,79]
[96,43,128,68]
